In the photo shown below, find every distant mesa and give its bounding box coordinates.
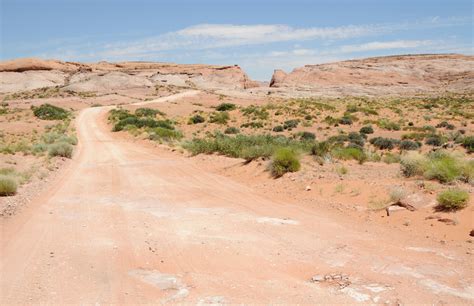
[1,54,472,96]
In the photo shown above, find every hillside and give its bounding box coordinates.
[269,54,474,96]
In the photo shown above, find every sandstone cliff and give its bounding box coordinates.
[269,54,474,96]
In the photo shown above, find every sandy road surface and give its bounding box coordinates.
[1,92,473,304]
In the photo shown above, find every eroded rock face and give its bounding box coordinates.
[269,54,474,96]
[0,58,259,93]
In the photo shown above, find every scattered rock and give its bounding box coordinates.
[470,230,474,237]
[305,185,311,191]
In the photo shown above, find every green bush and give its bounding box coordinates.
[273,125,284,132]
[216,103,236,111]
[299,131,316,141]
[183,134,310,161]
[382,152,401,164]
[0,175,17,196]
[270,148,301,177]
[436,188,469,211]
[209,112,230,124]
[348,132,366,147]
[188,114,205,124]
[32,104,69,120]
[424,151,464,183]
[48,142,73,158]
[425,135,444,146]
[135,108,164,117]
[378,119,401,131]
[311,141,331,157]
[241,121,264,129]
[283,119,299,130]
[331,146,367,164]
[399,140,421,150]
[370,137,399,150]
[359,125,374,134]
[148,127,183,141]
[436,121,455,130]
[400,152,426,177]
[339,116,353,125]
[224,127,240,134]
[461,136,474,153]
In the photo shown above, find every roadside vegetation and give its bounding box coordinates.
[108,107,183,142]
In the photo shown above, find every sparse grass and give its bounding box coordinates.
[0,175,17,196]
[336,165,348,176]
[48,142,73,158]
[270,148,301,177]
[209,112,230,124]
[436,188,470,211]
[331,146,367,164]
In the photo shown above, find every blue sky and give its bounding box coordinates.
[1,0,472,80]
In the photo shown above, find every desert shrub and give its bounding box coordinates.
[283,119,299,130]
[339,116,353,125]
[436,188,469,211]
[48,142,73,158]
[272,125,284,132]
[241,121,264,129]
[359,125,374,134]
[436,121,455,130]
[113,116,174,131]
[304,114,313,120]
[188,114,205,124]
[32,143,48,154]
[348,132,365,147]
[402,132,427,141]
[0,175,17,196]
[331,146,367,164]
[241,105,269,120]
[324,116,338,125]
[224,127,240,134]
[378,119,401,131]
[108,109,131,121]
[209,112,230,124]
[32,104,69,120]
[423,154,462,183]
[148,127,183,141]
[399,140,421,151]
[370,137,399,150]
[461,136,474,153]
[183,134,310,161]
[270,148,301,177]
[425,135,445,146]
[311,141,331,157]
[299,131,316,141]
[135,108,163,117]
[327,135,349,145]
[216,103,236,112]
[400,151,427,177]
[382,152,401,164]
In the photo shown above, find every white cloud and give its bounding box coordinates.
[340,40,434,53]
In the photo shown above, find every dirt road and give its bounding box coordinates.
[1,93,473,304]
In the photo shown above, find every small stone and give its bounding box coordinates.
[470,229,474,237]
[305,185,312,191]
[311,275,324,282]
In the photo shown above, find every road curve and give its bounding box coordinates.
[1,93,472,304]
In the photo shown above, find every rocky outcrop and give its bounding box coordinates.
[0,58,90,73]
[269,69,287,87]
[269,54,474,96]
[0,58,259,93]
